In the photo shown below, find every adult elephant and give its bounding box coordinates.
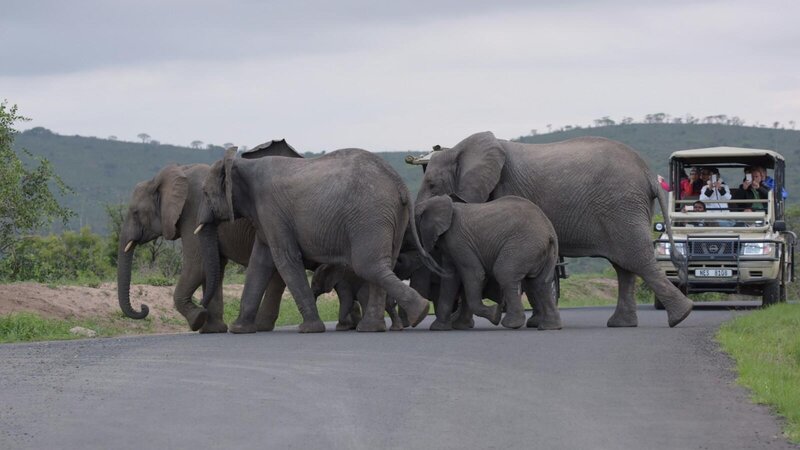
[117,140,299,332]
[196,148,442,333]
[415,131,692,328]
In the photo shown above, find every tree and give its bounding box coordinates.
[0,101,73,256]
[108,135,118,141]
[137,133,150,143]
[191,140,203,149]
[789,120,796,130]
[223,142,235,149]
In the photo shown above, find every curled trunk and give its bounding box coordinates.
[117,241,149,319]
[199,223,221,308]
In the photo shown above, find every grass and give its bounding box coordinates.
[717,303,800,443]
[0,312,146,344]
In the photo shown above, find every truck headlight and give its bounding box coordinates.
[656,242,686,256]
[740,243,775,256]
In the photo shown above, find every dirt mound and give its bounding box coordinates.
[0,282,245,334]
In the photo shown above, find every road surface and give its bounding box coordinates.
[0,303,796,449]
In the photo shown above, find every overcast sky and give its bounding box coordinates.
[2,0,799,152]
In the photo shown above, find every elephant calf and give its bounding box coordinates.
[311,264,403,331]
[416,195,562,330]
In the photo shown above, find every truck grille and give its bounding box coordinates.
[688,240,738,257]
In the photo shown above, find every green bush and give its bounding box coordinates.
[0,227,111,282]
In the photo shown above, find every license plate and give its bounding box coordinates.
[695,269,733,277]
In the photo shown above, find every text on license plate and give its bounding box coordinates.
[695,269,733,277]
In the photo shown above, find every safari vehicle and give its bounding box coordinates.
[653,146,796,307]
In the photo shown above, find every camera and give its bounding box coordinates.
[711,174,718,184]
[746,173,752,182]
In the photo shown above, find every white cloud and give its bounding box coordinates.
[2,0,798,151]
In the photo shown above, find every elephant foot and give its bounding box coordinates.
[398,307,410,328]
[298,319,326,333]
[186,308,208,332]
[485,304,502,326]
[537,316,562,331]
[199,320,228,334]
[501,312,525,329]
[256,322,276,332]
[607,310,638,328]
[389,321,404,331]
[356,317,386,332]
[429,318,452,331]
[526,314,539,329]
[452,317,474,330]
[335,320,356,331]
[667,299,693,328]
[403,298,431,328]
[229,320,258,334]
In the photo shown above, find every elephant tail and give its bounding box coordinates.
[653,177,688,289]
[404,189,451,278]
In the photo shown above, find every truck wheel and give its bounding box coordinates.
[654,294,665,310]
[762,281,780,307]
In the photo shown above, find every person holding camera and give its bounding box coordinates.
[699,167,730,211]
[732,166,769,211]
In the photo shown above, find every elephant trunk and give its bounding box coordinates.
[117,239,149,319]
[199,222,221,309]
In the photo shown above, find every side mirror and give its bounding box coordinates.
[774,220,786,232]
[654,222,666,232]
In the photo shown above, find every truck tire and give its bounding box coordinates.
[762,281,781,307]
[654,294,665,310]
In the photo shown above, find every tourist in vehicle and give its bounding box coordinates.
[682,167,699,196]
[699,167,730,211]
[752,165,788,199]
[693,167,710,194]
[732,166,769,211]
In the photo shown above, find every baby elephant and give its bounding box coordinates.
[416,195,562,331]
[311,264,404,331]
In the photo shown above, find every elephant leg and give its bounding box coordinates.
[270,246,325,333]
[451,293,475,330]
[255,272,285,332]
[386,298,403,331]
[523,276,561,330]
[353,263,429,328]
[333,284,357,331]
[634,262,693,328]
[430,261,460,331]
[200,258,229,333]
[172,262,207,332]
[607,263,639,328]
[356,283,388,332]
[461,273,501,326]
[231,240,276,334]
[499,280,526,329]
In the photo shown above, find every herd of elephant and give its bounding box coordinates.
[117,131,693,334]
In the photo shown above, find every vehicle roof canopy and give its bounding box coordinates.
[670,146,784,170]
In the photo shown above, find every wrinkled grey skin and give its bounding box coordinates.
[416,131,692,328]
[117,164,285,333]
[417,195,562,331]
[197,148,440,333]
[311,264,403,331]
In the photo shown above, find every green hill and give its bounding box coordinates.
[13,123,799,239]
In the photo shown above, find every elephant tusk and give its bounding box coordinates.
[124,241,134,253]
[194,224,205,235]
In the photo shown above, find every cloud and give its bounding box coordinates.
[2,0,798,150]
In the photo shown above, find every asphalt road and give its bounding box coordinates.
[1,303,797,450]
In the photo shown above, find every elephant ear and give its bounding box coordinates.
[153,165,188,240]
[240,139,302,159]
[418,196,454,253]
[455,132,506,203]
[223,147,237,222]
